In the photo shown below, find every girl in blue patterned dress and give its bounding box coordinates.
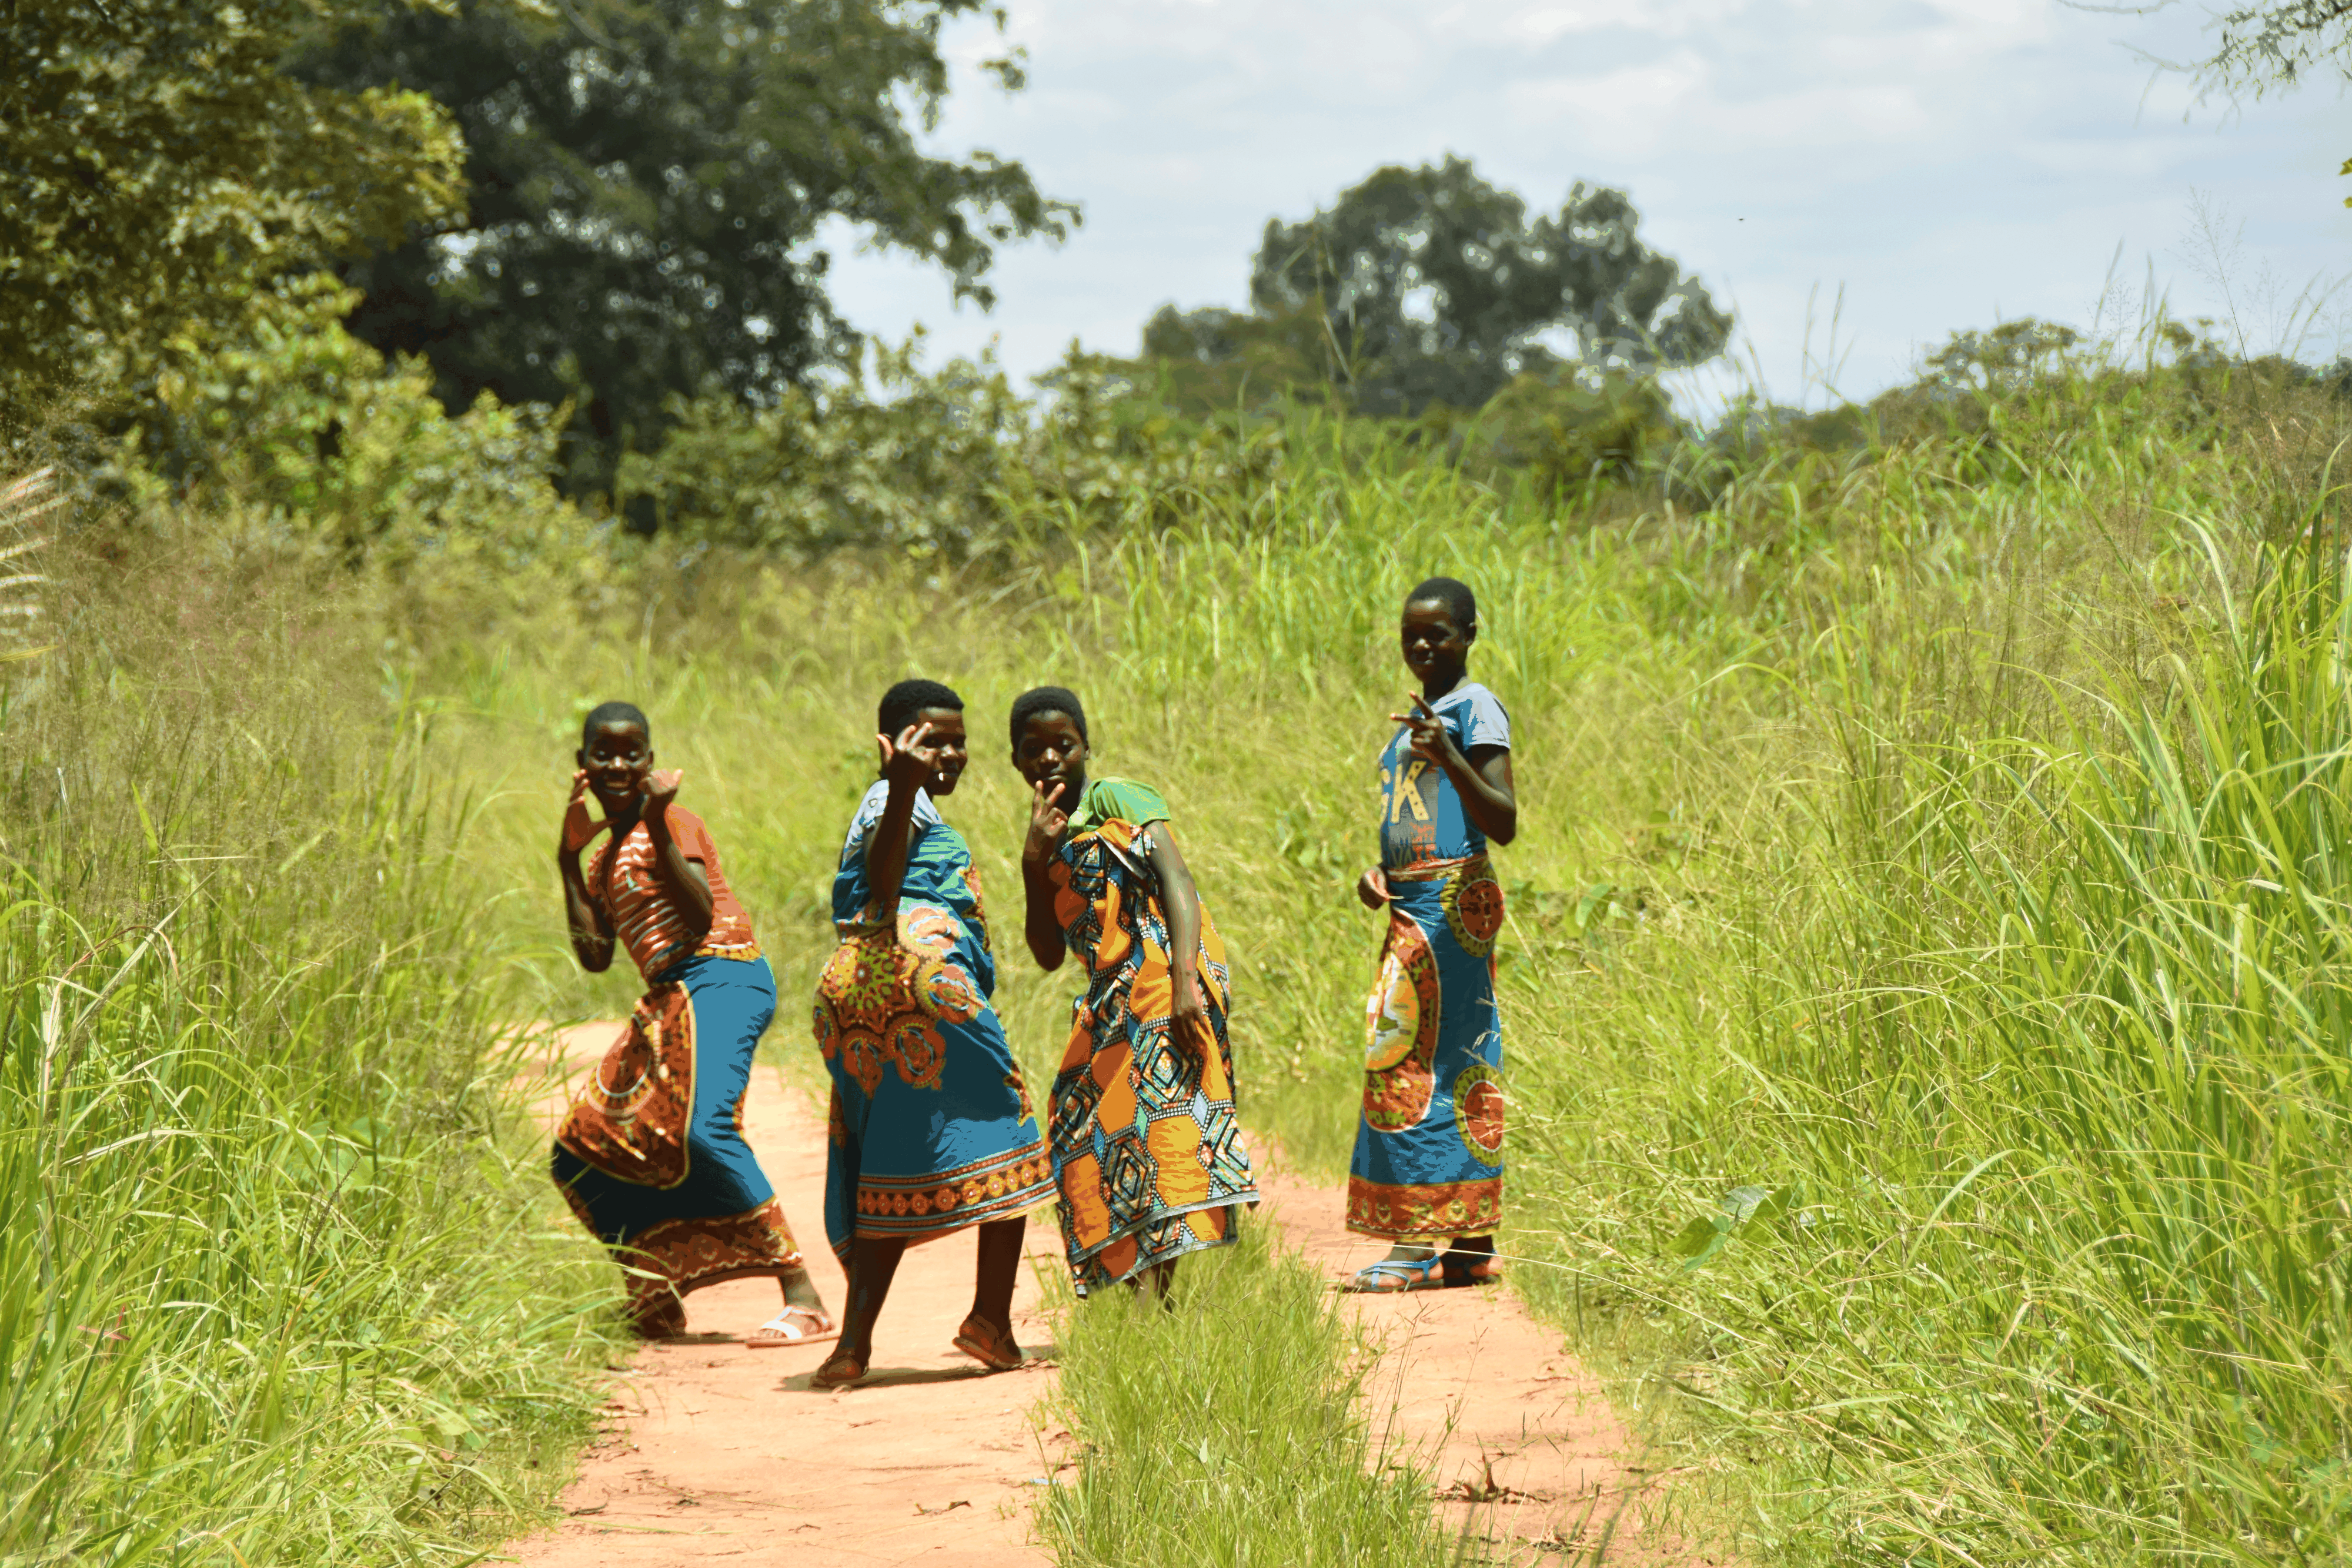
[1344,579,1518,1292]
[809,680,1056,1387]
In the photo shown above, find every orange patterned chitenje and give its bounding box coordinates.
[1043,816,1256,1286]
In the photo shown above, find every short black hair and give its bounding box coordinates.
[1009,686,1087,751]
[581,700,650,749]
[1404,576,1477,630]
[878,678,963,738]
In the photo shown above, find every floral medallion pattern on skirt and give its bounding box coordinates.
[818,784,1053,1261]
[1348,855,1506,1239]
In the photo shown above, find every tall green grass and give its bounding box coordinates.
[1037,1223,1446,1567]
[381,356,2352,1562]
[0,539,616,1563]
[1509,529,2352,1562]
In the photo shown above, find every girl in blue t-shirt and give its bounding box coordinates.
[1343,577,1518,1290]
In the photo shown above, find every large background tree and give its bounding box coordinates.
[302,0,1076,490]
[1234,156,1730,416]
[1,0,463,432]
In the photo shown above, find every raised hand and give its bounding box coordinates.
[875,722,940,792]
[559,770,611,855]
[1355,865,1391,910]
[1387,692,1453,765]
[641,767,684,818]
[1023,777,1069,864]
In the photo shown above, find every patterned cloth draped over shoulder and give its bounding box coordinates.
[813,781,1053,1261]
[552,804,801,1337]
[1351,686,1512,1240]
[1046,778,1258,1292]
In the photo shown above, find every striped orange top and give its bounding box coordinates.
[586,806,759,979]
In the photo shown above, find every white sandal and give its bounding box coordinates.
[746,1306,837,1348]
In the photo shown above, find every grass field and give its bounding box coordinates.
[0,550,622,1563]
[13,352,2351,1563]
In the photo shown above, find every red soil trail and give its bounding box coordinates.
[511,1024,1683,1566]
[518,1024,1060,1567]
[1255,1185,1685,1562]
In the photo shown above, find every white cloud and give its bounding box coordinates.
[813,0,2352,402]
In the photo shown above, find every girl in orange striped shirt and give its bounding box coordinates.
[550,701,832,1345]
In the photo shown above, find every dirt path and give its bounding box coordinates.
[1253,1183,1679,1562]
[519,1024,1060,1567]
[513,1027,1678,1565]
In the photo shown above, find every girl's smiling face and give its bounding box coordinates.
[579,719,653,813]
[1400,599,1474,687]
[910,706,970,797]
[1013,711,1089,801]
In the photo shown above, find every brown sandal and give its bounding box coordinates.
[810,1348,867,1389]
[951,1313,1024,1372]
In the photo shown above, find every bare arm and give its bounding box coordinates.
[864,723,943,920]
[1395,694,1516,845]
[1452,745,1516,844]
[1146,824,1210,1040]
[639,771,715,940]
[557,771,617,972]
[1021,778,1069,971]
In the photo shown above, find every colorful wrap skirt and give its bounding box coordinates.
[813,903,1055,1261]
[1048,819,1259,1292]
[552,953,805,1335]
[1347,854,1507,1239]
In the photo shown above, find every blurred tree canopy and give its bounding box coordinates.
[1159,156,1730,417]
[1,0,465,432]
[300,0,1078,490]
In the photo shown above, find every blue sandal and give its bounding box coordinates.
[1341,1256,1446,1293]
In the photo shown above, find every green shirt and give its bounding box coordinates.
[1067,776,1171,834]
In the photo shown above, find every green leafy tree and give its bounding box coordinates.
[1127,304,1338,419]
[1,0,465,432]
[1244,156,1730,415]
[301,0,1078,490]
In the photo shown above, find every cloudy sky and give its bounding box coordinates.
[816,0,2351,409]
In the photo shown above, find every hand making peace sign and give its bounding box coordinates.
[641,767,684,817]
[1387,691,1456,767]
[1023,777,1070,864]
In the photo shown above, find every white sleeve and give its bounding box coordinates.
[841,784,940,864]
[1462,687,1511,751]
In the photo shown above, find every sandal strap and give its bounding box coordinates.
[1345,1257,1441,1290]
[753,1306,831,1339]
